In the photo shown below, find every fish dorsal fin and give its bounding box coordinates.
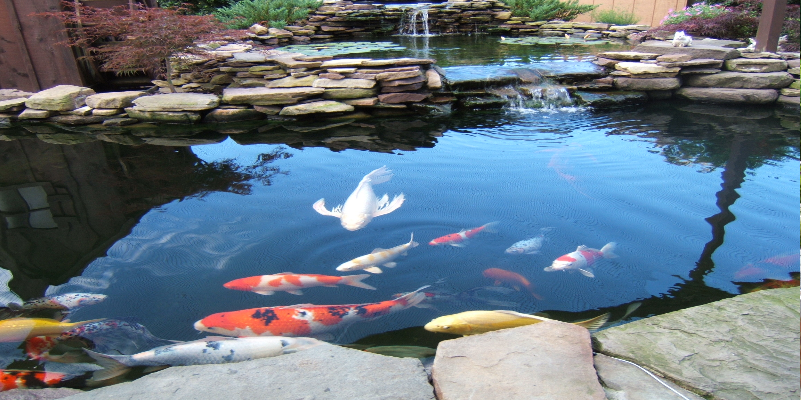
[492,310,551,322]
[280,304,315,309]
[576,245,588,251]
[276,272,294,275]
[371,248,386,254]
[286,290,304,295]
[365,267,383,274]
[574,312,610,331]
[579,269,595,278]
[253,290,275,296]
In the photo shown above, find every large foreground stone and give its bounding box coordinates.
[675,88,779,104]
[222,87,325,106]
[632,40,740,60]
[85,91,144,109]
[593,288,800,400]
[432,321,605,400]
[25,85,96,111]
[683,71,793,89]
[132,93,220,111]
[64,344,434,400]
[594,354,704,400]
[614,77,681,91]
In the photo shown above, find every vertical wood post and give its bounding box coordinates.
[754,0,787,53]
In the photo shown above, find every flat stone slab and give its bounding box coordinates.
[132,93,220,111]
[432,321,605,400]
[25,85,96,111]
[724,58,788,73]
[313,78,376,89]
[615,62,680,75]
[65,344,434,400]
[594,353,704,400]
[632,40,741,60]
[0,387,83,399]
[573,90,647,108]
[614,77,681,91]
[675,88,779,105]
[85,91,145,109]
[279,100,354,115]
[221,87,325,106]
[598,51,661,60]
[593,288,800,400]
[683,71,793,89]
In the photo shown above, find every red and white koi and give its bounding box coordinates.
[428,222,499,247]
[336,233,418,274]
[313,166,405,231]
[224,273,376,295]
[544,243,617,278]
[193,286,429,339]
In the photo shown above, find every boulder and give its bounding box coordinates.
[632,40,740,60]
[598,51,660,60]
[0,98,26,112]
[313,78,376,89]
[203,108,266,123]
[724,58,788,73]
[0,89,34,101]
[222,87,325,106]
[342,97,378,106]
[270,56,323,69]
[657,59,722,68]
[573,91,648,107]
[376,70,422,81]
[320,59,372,68]
[594,288,800,400]
[17,109,52,119]
[675,88,779,104]
[48,115,105,125]
[322,88,378,99]
[124,108,202,123]
[432,321,605,400]
[615,62,680,77]
[614,77,681,91]
[25,85,96,111]
[132,93,220,111]
[426,69,442,90]
[233,52,267,63]
[85,91,144,109]
[279,100,354,115]
[683,71,794,89]
[65,344,434,400]
[267,75,319,88]
[92,108,124,117]
[594,354,705,400]
[377,93,431,104]
[0,388,83,399]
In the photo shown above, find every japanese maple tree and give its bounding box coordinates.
[40,2,226,92]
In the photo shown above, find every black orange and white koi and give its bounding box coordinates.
[428,222,498,247]
[0,369,77,391]
[224,273,376,295]
[336,234,418,274]
[313,166,405,231]
[544,243,617,278]
[194,286,429,339]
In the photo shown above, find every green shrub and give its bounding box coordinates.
[501,0,597,22]
[659,2,727,26]
[592,7,639,25]
[159,0,235,15]
[215,0,321,29]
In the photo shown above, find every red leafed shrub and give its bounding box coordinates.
[37,3,226,91]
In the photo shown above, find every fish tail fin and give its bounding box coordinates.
[574,312,610,331]
[363,166,393,185]
[528,289,544,300]
[408,233,419,248]
[374,193,404,217]
[482,221,500,233]
[341,274,377,290]
[83,349,131,382]
[397,285,431,308]
[280,337,325,353]
[600,242,617,259]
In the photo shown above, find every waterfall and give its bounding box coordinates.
[398,4,432,37]
[503,83,579,112]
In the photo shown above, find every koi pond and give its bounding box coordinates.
[0,35,798,387]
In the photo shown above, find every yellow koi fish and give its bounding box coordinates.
[0,318,104,343]
[336,233,418,274]
[423,310,609,336]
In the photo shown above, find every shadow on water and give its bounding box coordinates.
[0,101,797,349]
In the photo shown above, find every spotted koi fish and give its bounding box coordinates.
[544,243,617,278]
[0,370,75,391]
[224,273,376,295]
[20,293,107,311]
[194,286,429,339]
[336,233,418,274]
[428,222,498,247]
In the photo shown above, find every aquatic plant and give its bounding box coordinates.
[275,42,407,56]
[500,0,597,22]
[215,0,322,29]
[592,7,639,25]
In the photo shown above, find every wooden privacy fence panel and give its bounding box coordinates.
[574,0,688,27]
[0,0,86,92]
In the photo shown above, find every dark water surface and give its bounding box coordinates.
[0,40,798,377]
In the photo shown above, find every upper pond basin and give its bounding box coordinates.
[0,36,798,371]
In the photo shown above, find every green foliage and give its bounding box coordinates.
[659,2,727,26]
[501,0,597,21]
[592,7,638,25]
[215,0,322,29]
[158,0,235,15]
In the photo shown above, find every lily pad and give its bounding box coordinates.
[500,37,611,46]
[276,42,407,57]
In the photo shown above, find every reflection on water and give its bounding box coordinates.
[0,99,797,387]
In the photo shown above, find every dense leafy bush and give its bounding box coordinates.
[215,0,321,29]
[501,0,597,22]
[592,7,639,25]
[782,4,800,51]
[660,2,728,25]
[158,0,234,15]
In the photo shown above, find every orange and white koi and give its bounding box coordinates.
[0,370,75,391]
[544,243,617,278]
[313,166,405,231]
[336,234,418,274]
[482,268,543,299]
[224,273,376,295]
[194,286,429,339]
[428,222,499,247]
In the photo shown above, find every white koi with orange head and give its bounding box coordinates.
[224,273,376,295]
[544,242,617,278]
[337,233,418,274]
[313,166,405,231]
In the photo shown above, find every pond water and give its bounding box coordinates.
[0,36,798,383]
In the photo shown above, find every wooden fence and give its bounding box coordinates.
[574,0,689,27]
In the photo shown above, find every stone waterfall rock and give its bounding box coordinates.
[675,88,779,104]
[25,85,96,111]
[432,321,606,400]
[593,288,800,400]
[683,71,794,89]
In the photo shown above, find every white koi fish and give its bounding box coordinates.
[505,227,554,254]
[337,233,418,274]
[313,166,405,231]
[84,336,323,382]
[544,242,617,278]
